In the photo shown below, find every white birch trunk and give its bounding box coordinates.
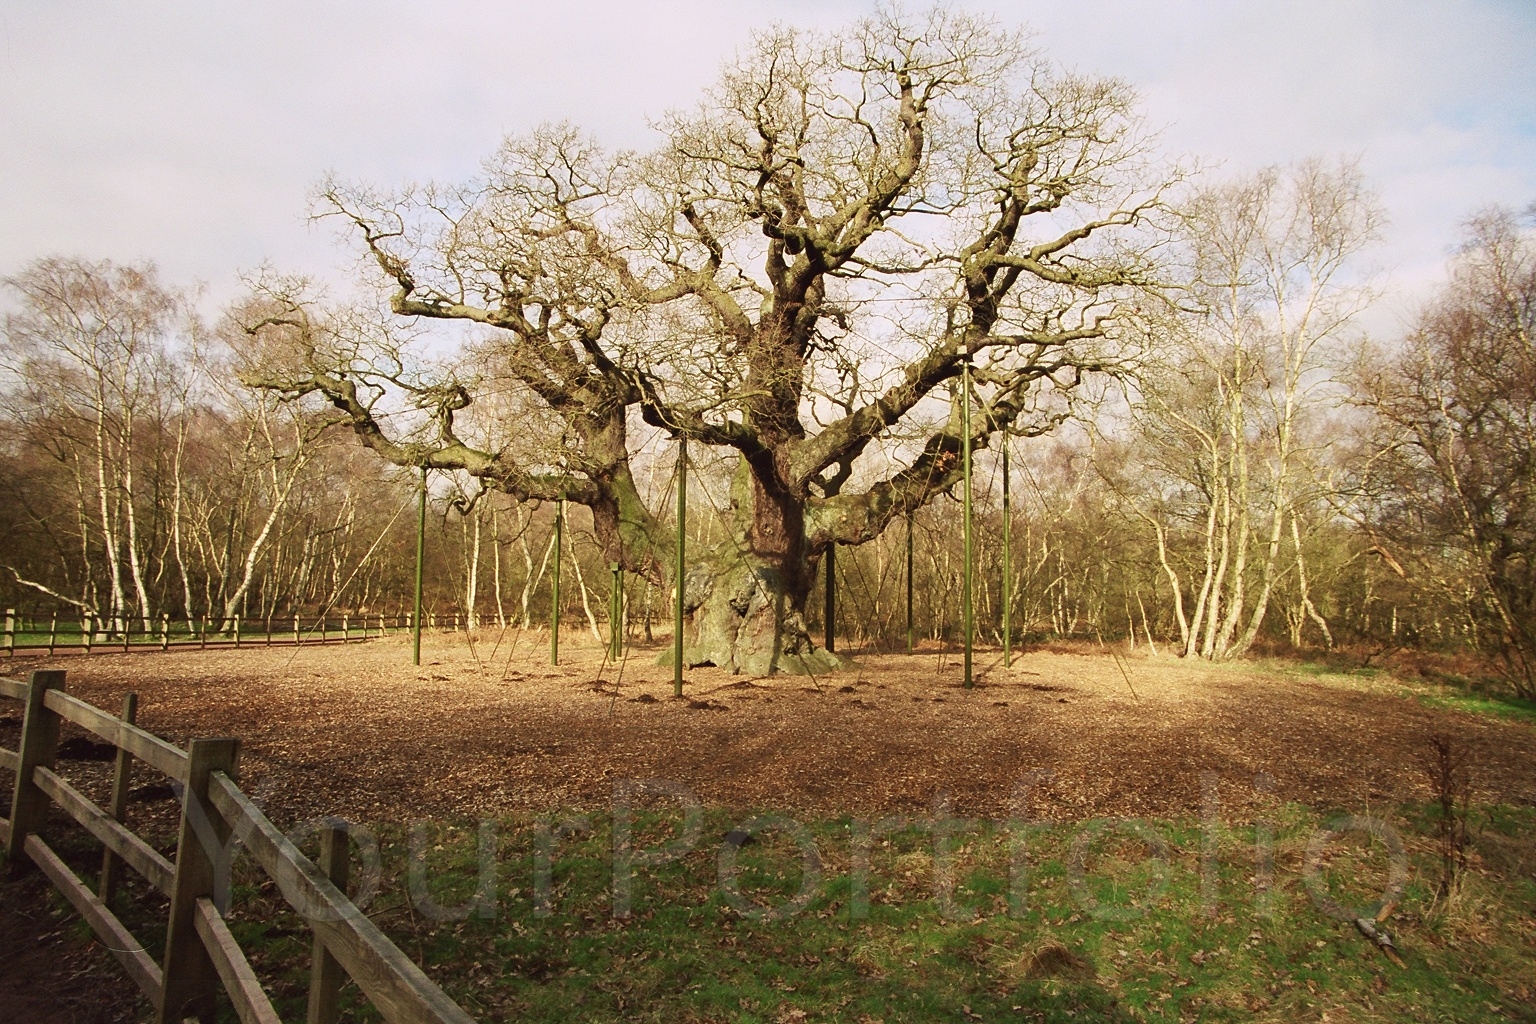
[465,509,481,630]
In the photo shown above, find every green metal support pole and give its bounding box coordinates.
[906,511,915,654]
[1002,440,1012,668]
[610,562,623,661]
[962,358,974,689]
[674,438,687,697]
[551,498,563,665]
[823,543,835,653]
[412,467,426,667]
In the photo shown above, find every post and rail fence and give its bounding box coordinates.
[0,608,483,659]
[0,669,478,1024]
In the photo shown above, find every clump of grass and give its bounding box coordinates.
[1014,939,1095,981]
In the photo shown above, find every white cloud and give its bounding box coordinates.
[2,0,1532,324]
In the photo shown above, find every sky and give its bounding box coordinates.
[2,0,1533,332]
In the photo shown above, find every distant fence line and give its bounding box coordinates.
[0,668,478,1024]
[0,607,499,657]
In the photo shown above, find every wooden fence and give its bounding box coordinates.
[0,669,477,1024]
[0,608,400,658]
[0,608,493,658]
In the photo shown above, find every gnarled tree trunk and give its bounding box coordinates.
[676,545,840,676]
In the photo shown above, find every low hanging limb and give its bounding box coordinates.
[2,566,95,614]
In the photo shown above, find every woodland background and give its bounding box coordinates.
[1,24,1533,695]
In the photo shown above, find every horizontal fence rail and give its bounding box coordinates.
[0,670,480,1024]
[25,832,166,1001]
[32,764,176,895]
[44,688,190,781]
[2,608,399,658]
[210,773,478,1024]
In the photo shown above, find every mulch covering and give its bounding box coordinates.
[11,632,1534,830]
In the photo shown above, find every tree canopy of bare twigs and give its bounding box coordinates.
[245,6,1179,673]
[1357,205,1536,695]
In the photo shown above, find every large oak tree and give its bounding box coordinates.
[248,7,1175,673]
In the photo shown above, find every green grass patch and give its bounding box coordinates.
[146,801,1536,1022]
[1262,652,1536,726]
[13,799,1535,1022]
[1408,687,1536,725]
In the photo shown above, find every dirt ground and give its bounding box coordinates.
[4,632,1535,1023]
[8,630,1536,827]
[0,868,143,1024]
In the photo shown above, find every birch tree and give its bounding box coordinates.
[1121,161,1378,658]
[2,258,190,631]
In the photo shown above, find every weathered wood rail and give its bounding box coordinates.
[0,669,478,1024]
[2,608,394,658]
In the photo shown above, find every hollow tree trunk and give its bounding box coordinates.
[675,544,841,675]
[668,459,840,676]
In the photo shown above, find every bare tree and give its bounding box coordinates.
[2,258,192,632]
[1115,161,1379,658]
[247,8,1176,673]
[1358,205,1536,694]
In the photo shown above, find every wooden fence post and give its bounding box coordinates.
[100,692,139,902]
[3,607,14,656]
[158,736,241,1024]
[5,669,66,871]
[306,822,350,1024]
[233,615,241,649]
[48,612,58,656]
[84,613,94,654]
[160,613,170,651]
